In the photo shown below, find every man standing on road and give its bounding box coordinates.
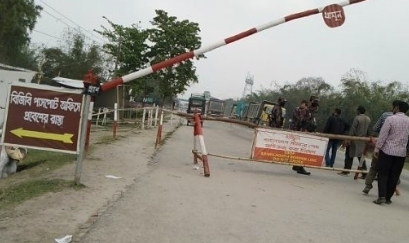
[270,97,286,128]
[289,100,308,131]
[323,108,350,168]
[362,100,400,194]
[338,106,371,176]
[373,101,409,205]
[289,97,318,176]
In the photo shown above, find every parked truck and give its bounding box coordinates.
[186,93,206,126]
[206,98,226,116]
[230,101,248,119]
[237,100,287,127]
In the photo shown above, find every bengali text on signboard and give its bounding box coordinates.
[1,84,83,153]
[251,128,328,166]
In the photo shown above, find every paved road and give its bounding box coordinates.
[81,121,409,243]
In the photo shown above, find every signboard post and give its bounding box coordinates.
[75,95,91,184]
[251,128,328,167]
[0,83,91,184]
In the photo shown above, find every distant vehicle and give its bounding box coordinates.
[230,101,248,119]
[206,98,226,116]
[243,100,287,127]
[186,94,206,126]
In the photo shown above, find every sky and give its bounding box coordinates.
[30,0,409,100]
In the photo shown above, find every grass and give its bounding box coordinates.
[17,149,76,176]
[0,179,84,211]
[0,120,171,211]
[0,150,79,213]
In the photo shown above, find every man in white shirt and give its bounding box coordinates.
[373,101,409,205]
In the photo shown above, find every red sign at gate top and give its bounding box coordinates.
[1,84,84,154]
[322,4,346,28]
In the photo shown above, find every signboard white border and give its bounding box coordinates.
[251,127,329,166]
[0,83,85,155]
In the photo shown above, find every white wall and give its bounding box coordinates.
[0,70,36,134]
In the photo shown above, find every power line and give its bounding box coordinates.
[33,29,60,39]
[39,7,103,45]
[38,0,106,44]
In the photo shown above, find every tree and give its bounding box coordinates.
[40,29,104,84]
[96,17,149,78]
[97,17,157,105]
[238,68,409,132]
[147,10,205,105]
[0,0,42,66]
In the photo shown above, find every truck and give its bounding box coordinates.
[230,101,248,119]
[238,100,287,127]
[206,98,226,116]
[186,93,206,126]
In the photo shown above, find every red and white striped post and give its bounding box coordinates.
[155,109,164,149]
[193,113,210,177]
[113,103,118,139]
[99,0,370,93]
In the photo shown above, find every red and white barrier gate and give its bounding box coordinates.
[99,0,372,92]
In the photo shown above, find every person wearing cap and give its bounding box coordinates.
[270,97,286,128]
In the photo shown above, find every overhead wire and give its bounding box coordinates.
[32,29,60,39]
[38,0,106,44]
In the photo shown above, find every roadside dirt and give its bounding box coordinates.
[0,116,183,243]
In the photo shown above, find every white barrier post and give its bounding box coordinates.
[102,108,108,125]
[154,105,159,127]
[96,107,101,126]
[113,103,118,139]
[142,108,146,129]
[193,126,198,164]
[149,108,154,128]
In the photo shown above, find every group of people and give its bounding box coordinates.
[267,95,409,205]
[324,100,409,204]
[268,95,320,176]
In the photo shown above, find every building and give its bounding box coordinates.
[0,64,37,128]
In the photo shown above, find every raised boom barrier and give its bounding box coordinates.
[99,0,371,92]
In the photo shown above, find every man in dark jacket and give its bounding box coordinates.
[270,97,287,128]
[323,108,350,167]
[290,98,316,176]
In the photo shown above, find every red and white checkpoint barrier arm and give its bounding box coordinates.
[100,0,371,92]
